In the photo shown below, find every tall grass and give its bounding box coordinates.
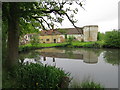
[70,80,104,89]
[3,63,70,88]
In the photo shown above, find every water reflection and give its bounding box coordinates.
[35,48,103,64]
[19,51,41,64]
[103,49,120,65]
[19,48,120,65]
[18,48,119,88]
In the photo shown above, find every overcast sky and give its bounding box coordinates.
[2,0,119,33]
[57,0,119,33]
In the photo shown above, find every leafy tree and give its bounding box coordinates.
[104,30,120,48]
[2,1,84,69]
[30,35,40,46]
[65,34,67,40]
[97,32,105,41]
[67,36,75,44]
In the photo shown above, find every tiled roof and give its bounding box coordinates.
[61,28,83,34]
[40,30,61,35]
[40,28,83,35]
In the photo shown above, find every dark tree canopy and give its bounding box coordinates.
[2,1,84,69]
[3,1,84,35]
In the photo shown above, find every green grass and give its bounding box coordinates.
[19,41,107,52]
[19,42,68,52]
[3,63,70,88]
[71,41,105,48]
[70,80,104,89]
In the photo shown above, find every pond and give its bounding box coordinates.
[19,48,120,88]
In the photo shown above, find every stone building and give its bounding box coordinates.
[39,25,98,43]
[20,25,98,44]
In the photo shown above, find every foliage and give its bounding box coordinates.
[30,35,40,46]
[103,49,120,65]
[72,41,104,48]
[2,1,84,64]
[80,81,103,89]
[70,80,104,89]
[3,63,70,88]
[104,30,120,48]
[19,18,40,36]
[65,34,67,40]
[19,38,119,53]
[19,41,105,52]
[97,32,105,41]
[3,1,83,36]
[67,36,75,44]
[19,42,68,52]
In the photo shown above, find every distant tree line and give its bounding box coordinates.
[97,30,120,48]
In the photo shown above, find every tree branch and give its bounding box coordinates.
[32,16,51,29]
[65,13,82,34]
[32,17,46,30]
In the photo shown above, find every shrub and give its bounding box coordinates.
[104,30,120,48]
[97,32,105,41]
[5,63,70,88]
[67,36,75,44]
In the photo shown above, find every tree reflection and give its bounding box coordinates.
[19,48,106,64]
[19,50,41,64]
[103,49,120,65]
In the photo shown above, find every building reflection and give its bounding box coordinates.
[39,48,99,64]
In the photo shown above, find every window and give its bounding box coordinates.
[46,39,49,41]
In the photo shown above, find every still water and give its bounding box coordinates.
[19,48,119,88]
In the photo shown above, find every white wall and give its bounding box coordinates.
[83,26,98,42]
[60,34,83,41]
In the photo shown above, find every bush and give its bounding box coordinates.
[97,32,105,41]
[5,63,70,88]
[67,36,75,44]
[104,30,120,48]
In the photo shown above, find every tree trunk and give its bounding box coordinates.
[6,3,19,69]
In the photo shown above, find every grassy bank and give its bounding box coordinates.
[19,42,68,52]
[19,41,105,52]
[71,41,104,48]
[19,40,119,52]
